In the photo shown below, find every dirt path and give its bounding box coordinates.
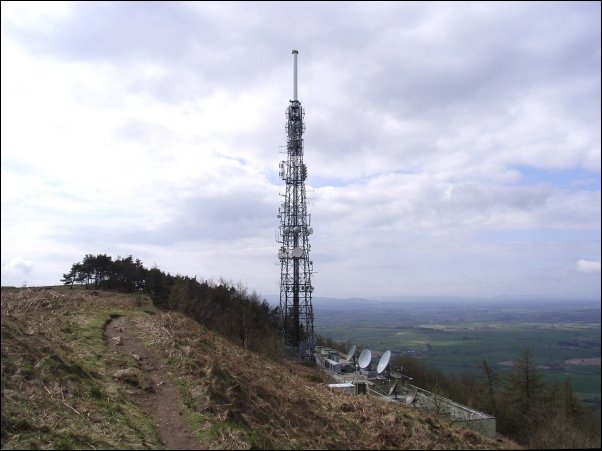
[105,316,202,450]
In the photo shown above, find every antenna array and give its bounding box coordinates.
[278,50,315,352]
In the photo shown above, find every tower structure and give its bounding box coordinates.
[277,49,315,353]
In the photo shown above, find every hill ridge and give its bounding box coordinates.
[1,288,518,449]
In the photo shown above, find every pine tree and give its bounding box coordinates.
[479,359,498,414]
[500,349,545,443]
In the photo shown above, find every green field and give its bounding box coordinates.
[314,298,601,396]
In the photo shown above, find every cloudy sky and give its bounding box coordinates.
[1,1,600,300]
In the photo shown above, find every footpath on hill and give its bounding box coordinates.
[104,316,201,450]
[2,288,520,449]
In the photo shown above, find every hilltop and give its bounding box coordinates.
[1,287,518,449]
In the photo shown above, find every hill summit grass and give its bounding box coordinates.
[1,287,518,450]
[1,288,161,449]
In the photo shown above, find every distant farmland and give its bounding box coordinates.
[314,298,601,397]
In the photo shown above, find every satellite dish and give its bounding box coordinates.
[292,247,303,258]
[377,350,391,374]
[293,226,300,233]
[388,379,399,397]
[284,227,290,234]
[358,349,371,369]
[405,387,418,405]
[307,227,313,235]
[346,345,356,362]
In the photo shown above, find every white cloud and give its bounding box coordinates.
[1,1,73,30]
[1,257,34,281]
[576,260,601,274]
[1,2,600,299]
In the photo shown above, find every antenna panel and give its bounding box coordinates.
[345,345,356,362]
[377,350,391,374]
[358,349,372,369]
[405,387,418,405]
[388,379,399,396]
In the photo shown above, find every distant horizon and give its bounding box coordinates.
[261,293,602,305]
[2,283,600,305]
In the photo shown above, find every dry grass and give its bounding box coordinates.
[2,288,519,450]
[1,288,161,449]
[133,311,520,450]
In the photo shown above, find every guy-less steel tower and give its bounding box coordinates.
[278,49,314,352]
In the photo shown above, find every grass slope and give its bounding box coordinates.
[1,288,161,449]
[1,288,518,450]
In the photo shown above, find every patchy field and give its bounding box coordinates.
[315,298,601,395]
[564,357,601,366]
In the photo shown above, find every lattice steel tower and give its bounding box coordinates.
[277,49,314,353]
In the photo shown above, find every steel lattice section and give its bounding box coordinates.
[277,50,315,354]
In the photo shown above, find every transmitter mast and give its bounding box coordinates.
[277,49,315,354]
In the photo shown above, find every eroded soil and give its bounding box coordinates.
[105,316,202,450]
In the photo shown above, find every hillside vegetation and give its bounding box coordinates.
[61,253,283,358]
[1,288,518,449]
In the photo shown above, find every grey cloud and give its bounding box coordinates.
[163,189,277,241]
[314,174,599,234]
[4,2,213,62]
[359,2,600,114]
[300,2,601,182]
[50,179,277,247]
[7,2,598,175]
[2,257,34,276]
[3,2,291,101]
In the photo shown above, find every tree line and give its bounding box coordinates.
[61,254,146,292]
[392,350,600,448]
[61,254,282,358]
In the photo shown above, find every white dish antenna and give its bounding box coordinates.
[346,345,356,362]
[377,350,391,374]
[405,387,418,405]
[284,226,290,234]
[358,349,371,369]
[292,247,303,258]
[307,227,313,235]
